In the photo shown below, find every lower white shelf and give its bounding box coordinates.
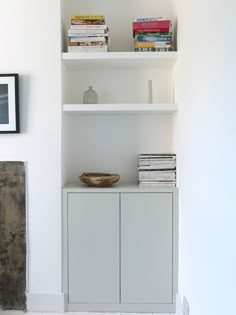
[63,103,178,114]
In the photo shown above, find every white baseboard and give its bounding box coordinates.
[175,293,184,314]
[26,292,65,312]
[26,292,181,314]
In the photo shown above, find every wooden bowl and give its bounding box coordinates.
[79,172,120,187]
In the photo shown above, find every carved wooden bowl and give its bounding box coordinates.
[79,172,120,187]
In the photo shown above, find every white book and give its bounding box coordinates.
[139,182,176,187]
[138,161,176,166]
[138,166,176,170]
[139,172,176,180]
[68,29,108,36]
[68,45,108,52]
[69,36,108,42]
[70,24,108,30]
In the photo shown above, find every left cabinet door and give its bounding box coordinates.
[67,192,120,304]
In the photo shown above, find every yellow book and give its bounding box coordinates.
[135,42,173,48]
[71,15,105,20]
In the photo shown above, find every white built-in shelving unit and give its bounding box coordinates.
[61,0,178,313]
[61,0,177,186]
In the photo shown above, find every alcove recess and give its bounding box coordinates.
[61,0,177,186]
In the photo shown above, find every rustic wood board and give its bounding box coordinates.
[0,161,26,310]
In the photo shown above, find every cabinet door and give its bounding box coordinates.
[121,193,173,304]
[68,192,120,304]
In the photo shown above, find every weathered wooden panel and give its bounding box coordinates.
[0,161,26,310]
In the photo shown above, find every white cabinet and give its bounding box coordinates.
[68,193,119,304]
[121,193,173,304]
[63,186,178,312]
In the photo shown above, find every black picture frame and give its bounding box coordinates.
[0,73,19,133]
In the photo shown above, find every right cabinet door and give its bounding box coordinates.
[121,192,173,304]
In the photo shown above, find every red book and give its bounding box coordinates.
[132,20,171,37]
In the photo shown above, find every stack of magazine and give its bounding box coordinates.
[68,15,109,52]
[138,154,176,186]
[132,17,174,52]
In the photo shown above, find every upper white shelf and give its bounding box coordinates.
[62,51,177,69]
[63,103,178,114]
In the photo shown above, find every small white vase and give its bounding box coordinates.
[148,80,153,103]
[83,86,98,104]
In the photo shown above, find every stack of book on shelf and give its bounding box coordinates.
[68,15,109,52]
[132,17,174,52]
[138,154,176,186]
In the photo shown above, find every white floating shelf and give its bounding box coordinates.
[62,51,177,69]
[63,103,178,114]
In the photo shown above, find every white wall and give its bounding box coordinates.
[0,0,62,308]
[3,0,236,313]
[176,0,236,314]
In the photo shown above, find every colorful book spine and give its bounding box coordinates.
[134,41,173,48]
[71,19,105,25]
[135,36,172,42]
[135,32,172,37]
[71,15,105,20]
[134,17,171,22]
[68,14,110,52]
[132,20,171,36]
[69,41,107,46]
[134,47,174,52]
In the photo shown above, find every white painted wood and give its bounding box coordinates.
[121,193,173,304]
[62,190,69,304]
[63,190,178,312]
[62,52,177,69]
[67,302,175,313]
[61,1,177,187]
[173,192,179,309]
[67,193,120,304]
[61,1,178,313]
[26,292,65,312]
[63,184,178,193]
[0,312,180,315]
[63,103,178,114]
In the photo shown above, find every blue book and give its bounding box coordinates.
[135,36,172,42]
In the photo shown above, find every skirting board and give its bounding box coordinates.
[176,293,184,314]
[26,293,181,314]
[26,292,65,312]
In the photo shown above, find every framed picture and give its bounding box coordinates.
[0,74,19,133]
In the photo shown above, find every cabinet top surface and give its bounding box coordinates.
[63,183,178,193]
